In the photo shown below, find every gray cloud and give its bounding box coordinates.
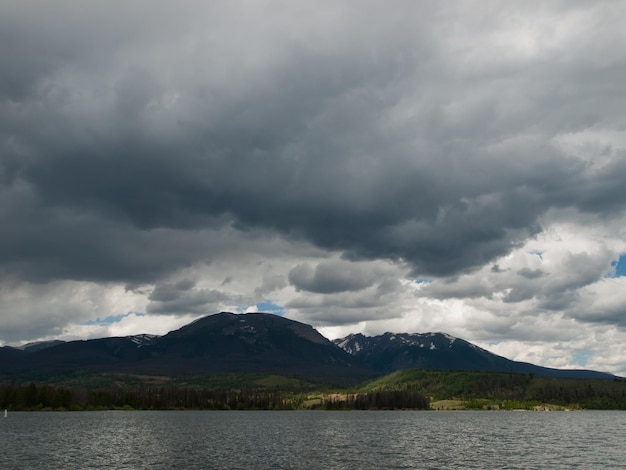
[517,268,546,280]
[286,262,406,326]
[147,283,231,315]
[2,1,626,375]
[3,1,626,289]
[288,261,382,294]
[254,273,287,297]
[148,279,197,303]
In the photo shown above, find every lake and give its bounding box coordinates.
[1,410,625,469]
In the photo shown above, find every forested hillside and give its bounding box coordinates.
[2,369,625,411]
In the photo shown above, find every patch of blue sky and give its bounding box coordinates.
[82,312,144,325]
[614,254,626,276]
[529,250,544,260]
[414,278,433,285]
[607,254,626,278]
[571,350,594,367]
[256,300,285,316]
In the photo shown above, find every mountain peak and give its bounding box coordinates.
[333,331,616,380]
[1,313,617,383]
[166,312,330,346]
[334,331,463,354]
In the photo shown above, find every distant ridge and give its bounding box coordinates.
[333,332,617,380]
[18,340,66,353]
[0,312,618,383]
[0,312,374,385]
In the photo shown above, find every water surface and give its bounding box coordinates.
[1,410,625,469]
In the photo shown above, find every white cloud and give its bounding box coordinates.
[0,280,147,344]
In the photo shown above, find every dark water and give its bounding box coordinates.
[1,410,625,469]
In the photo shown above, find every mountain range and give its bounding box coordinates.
[0,312,618,384]
[332,332,615,380]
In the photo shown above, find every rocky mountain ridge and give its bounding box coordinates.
[333,331,616,380]
[1,312,618,383]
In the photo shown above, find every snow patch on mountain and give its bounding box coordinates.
[441,333,457,345]
[129,334,159,347]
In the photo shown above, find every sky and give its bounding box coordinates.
[1,0,626,376]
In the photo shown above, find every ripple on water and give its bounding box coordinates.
[1,410,625,469]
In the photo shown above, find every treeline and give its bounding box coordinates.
[361,369,626,409]
[527,378,626,409]
[318,391,429,410]
[0,382,430,411]
[1,383,74,410]
[0,382,301,410]
[2,370,625,411]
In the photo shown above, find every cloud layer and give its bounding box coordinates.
[2,1,626,375]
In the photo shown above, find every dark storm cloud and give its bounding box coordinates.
[288,261,380,294]
[0,182,228,283]
[2,0,626,288]
[147,281,231,315]
[148,279,197,302]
